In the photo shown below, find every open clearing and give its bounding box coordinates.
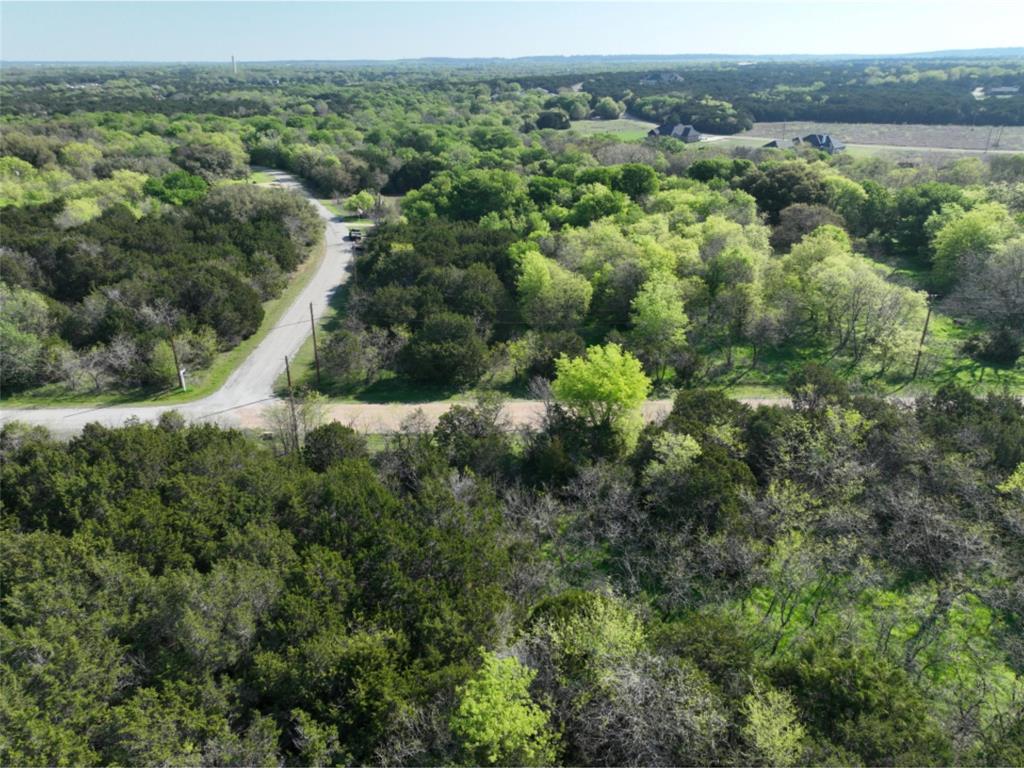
[569,118,1024,158]
[570,116,658,139]
[739,121,1024,152]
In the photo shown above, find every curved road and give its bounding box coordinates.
[0,172,949,437]
[1,170,354,436]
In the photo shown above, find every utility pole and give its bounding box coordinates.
[911,297,934,381]
[285,355,300,453]
[169,333,186,391]
[309,302,322,388]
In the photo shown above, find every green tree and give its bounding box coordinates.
[516,247,593,330]
[303,422,368,472]
[628,277,689,380]
[741,684,807,767]
[568,183,630,226]
[399,312,488,386]
[740,161,830,224]
[403,169,534,226]
[451,652,558,766]
[144,170,208,205]
[927,201,1016,290]
[171,133,249,181]
[890,182,964,260]
[614,163,659,200]
[0,282,55,390]
[592,96,625,120]
[536,109,571,130]
[344,189,375,215]
[771,643,953,766]
[552,343,651,447]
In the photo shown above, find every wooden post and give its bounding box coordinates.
[169,333,186,391]
[911,301,933,381]
[310,302,321,388]
[285,355,300,453]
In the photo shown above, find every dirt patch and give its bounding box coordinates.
[233,397,797,435]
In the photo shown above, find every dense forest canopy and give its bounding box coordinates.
[4,58,1024,126]
[2,61,1022,400]
[3,382,1023,765]
[2,56,1024,767]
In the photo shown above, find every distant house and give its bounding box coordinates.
[648,123,703,142]
[763,137,802,149]
[802,133,846,154]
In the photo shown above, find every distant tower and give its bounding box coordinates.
[231,55,237,75]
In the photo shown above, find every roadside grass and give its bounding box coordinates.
[283,273,496,405]
[318,198,376,229]
[320,199,344,216]
[283,294,1021,406]
[320,375,464,404]
[216,170,276,188]
[2,236,328,408]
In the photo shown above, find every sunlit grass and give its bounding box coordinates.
[569,117,657,140]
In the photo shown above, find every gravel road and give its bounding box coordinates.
[0,170,353,436]
[231,397,805,433]
[0,171,940,437]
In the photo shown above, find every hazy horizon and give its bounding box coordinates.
[3,1,1023,63]
[4,47,1024,66]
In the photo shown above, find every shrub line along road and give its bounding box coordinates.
[0,170,992,437]
[0,170,356,436]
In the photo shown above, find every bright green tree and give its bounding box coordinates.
[516,247,592,330]
[741,684,807,767]
[552,343,651,447]
[998,462,1024,494]
[568,183,629,226]
[344,189,375,215]
[928,201,1016,290]
[629,277,689,380]
[451,653,558,766]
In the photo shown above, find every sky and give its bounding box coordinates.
[2,1,1023,62]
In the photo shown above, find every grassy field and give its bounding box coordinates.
[2,236,328,408]
[570,116,658,140]
[248,169,276,184]
[741,121,1024,152]
[319,198,379,230]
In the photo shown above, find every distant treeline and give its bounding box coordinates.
[4,59,1023,129]
[512,59,1024,128]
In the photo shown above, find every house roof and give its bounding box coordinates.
[803,133,845,151]
[649,123,702,141]
[763,137,803,149]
